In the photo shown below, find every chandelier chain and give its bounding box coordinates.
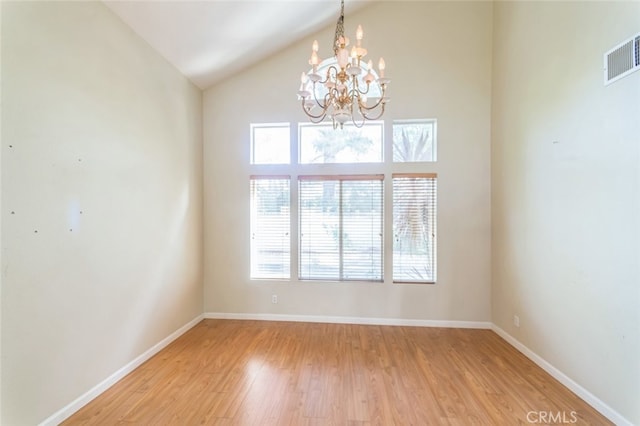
[333,0,345,56]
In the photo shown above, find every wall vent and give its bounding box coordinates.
[604,33,640,85]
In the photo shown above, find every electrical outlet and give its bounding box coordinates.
[513,315,520,328]
[271,294,278,304]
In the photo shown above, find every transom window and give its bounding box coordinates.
[299,122,383,164]
[249,120,437,284]
[393,119,437,162]
[250,123,290,165]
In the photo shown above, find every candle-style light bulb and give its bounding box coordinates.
[356,25,363,44]
[309,40,319,72]
[299,72,306,91]
[298,72,311,97]
[378,57,386,78]
[309,50,319,73]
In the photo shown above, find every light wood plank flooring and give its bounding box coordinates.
[65,319,610,425]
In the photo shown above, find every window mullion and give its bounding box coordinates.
[338,180,344,280]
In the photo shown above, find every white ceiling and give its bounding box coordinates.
[104,1,368,90]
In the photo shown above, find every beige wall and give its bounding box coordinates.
[0,3,3,422]
[492,2,640,424]
[203,2,493,322]
[0,2,203,424]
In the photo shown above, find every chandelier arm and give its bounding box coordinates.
[309,83,328,110]
[354,82,372,96]
[313,65,340,87]
[309,113,328,124]
[357,85,388,111]
[304,108,328,123]
[325,65,339,82]
[307,65,341,110]
[308,80,339,112]
[350,114,366,128]
[360,103,386,121]
[346,77,367,100]
[348,84,358,103]
[301,98,329,121]
[325,90,338,112]
[358,99,383,111]
[349,101,366,128]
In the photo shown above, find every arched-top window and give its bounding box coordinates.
[307,57,383,102]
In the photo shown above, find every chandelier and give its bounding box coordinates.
[297,0,390,129]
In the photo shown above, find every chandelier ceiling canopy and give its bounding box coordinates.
[297,0,390,129]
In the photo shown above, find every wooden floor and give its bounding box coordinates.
[65,319,610,425]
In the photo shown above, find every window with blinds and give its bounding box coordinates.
[299,175,384,281]
[392,174,437,283]
[250,176,290,279]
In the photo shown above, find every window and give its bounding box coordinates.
[250,123,290,164]
[393,120,437,162]
[393,174,437,283]
[299,122,383,164]
[309,58,383,102]
[299,175,383,281]
[250,176,290,279]
[249,119,438,284]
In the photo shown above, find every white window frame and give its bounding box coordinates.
[248,119,438,284]
[392,118,437,163]
[298,174,384,282]
[250,122,291,165]
[392,173,438,283]
[249,176,291,280]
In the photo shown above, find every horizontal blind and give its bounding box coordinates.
[299,175,383,281]
[250,177,290,279]
[392,174,437,283]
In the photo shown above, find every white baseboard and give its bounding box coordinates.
[204,312,492,329]
[491,324,632,426]
[38,314,204,426]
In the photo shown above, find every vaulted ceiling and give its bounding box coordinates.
[104,1,369,90]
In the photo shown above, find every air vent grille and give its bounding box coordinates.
[604,34,640,85]
[604,33,640,85]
